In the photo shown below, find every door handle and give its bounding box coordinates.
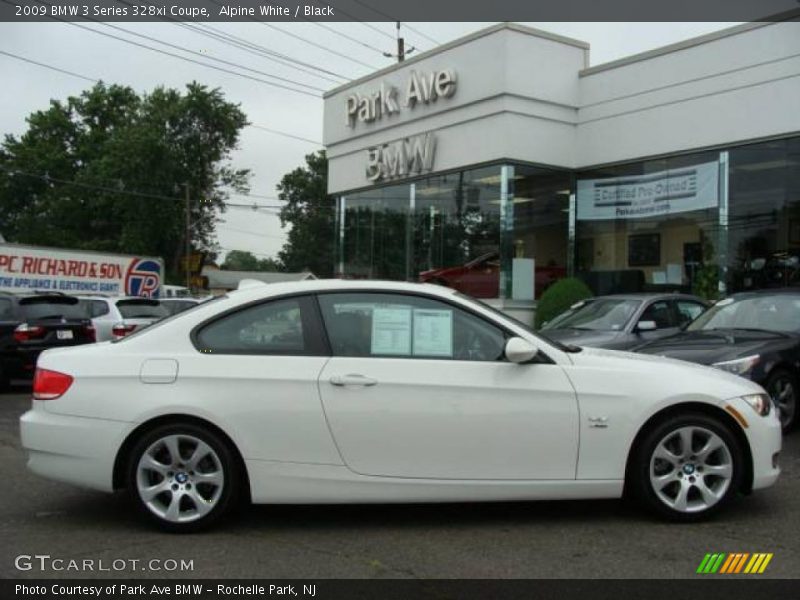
[330,374,378,387]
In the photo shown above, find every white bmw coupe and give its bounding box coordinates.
[21,280,781,531]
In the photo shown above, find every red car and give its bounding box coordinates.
[418,252,565,299]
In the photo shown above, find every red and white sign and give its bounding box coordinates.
[0,243,163,297]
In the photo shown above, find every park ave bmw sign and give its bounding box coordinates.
[345,69,457,182]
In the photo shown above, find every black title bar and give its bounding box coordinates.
[2,0,800,22]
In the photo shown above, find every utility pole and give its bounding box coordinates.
[383,22,414,63]
[396,22,405,62]
[184,182,191,289]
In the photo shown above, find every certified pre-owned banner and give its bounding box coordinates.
[576,160,719,221]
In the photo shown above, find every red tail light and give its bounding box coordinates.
[13,323,46,343]
[83,324,96,342]
[112,323,136,339]
[33,368,74,400]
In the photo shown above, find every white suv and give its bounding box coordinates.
[78,296,169,342]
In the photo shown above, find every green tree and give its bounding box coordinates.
[222,250,281,272]
[534,277,593,329]
[0,82,249,280]
[277,150,334,277]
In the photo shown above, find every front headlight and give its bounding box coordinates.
[741,393,771,417]
[712,354,760,376]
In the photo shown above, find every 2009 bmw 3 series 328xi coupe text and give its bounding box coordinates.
[20,281,781,531]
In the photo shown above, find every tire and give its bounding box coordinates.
[629,413,744,522]
[126,423,241,532]
[764,369,797,432]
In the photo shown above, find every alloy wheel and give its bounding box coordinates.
[649,426,733,514]
[136,434,225,524]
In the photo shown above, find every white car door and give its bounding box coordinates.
[316,292,579,480]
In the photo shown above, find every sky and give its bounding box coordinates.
[0,21,740,264]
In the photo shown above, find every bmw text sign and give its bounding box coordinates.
[0,243,163,297]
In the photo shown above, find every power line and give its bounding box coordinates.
[95,21,326,93]
[248,124,321,146]
[62,20,322,98]
[346,0,441,46]
[260,22,380,70]
[307,21,390,56]
[120,0,351,84]
[217,224,286,240]
[176,22,348,84]
[0,166,288,208]
[203,0,379,71]
[0,49,99,84]
[311,0,398,43]
[0,48,325,147]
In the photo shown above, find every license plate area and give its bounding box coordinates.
[56,330,74,340]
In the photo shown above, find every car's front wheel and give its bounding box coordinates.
[127,423,241,532]
[630,413,744,521]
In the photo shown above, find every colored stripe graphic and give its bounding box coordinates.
[700,553,773,574]
[697,553,727,574]
[734,553,750,573]
[758,554,773,573]
[719,554,735,574]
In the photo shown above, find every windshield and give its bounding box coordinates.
[542,299,641,331]
[117,299,169,319]
[19,297,88,320]
[688,294,800,333]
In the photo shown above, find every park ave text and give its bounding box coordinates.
[16,584,317,596]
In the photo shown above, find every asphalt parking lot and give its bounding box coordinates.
[1,389,798,580]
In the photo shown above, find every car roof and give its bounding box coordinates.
[728,288,800,299]
[225,279,459,303]
[584,293,705,302]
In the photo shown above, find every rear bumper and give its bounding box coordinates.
[20,405,128,492]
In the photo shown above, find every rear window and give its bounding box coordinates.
[19,296,88,320]
[116,299,169,319]
[0,297,14,320]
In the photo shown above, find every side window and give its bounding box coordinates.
[195,296,321,355]
[318,293,508,362]
[674,300,705,327]
[91,300,110,318]
[640,300,674,329]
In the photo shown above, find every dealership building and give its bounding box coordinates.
[322,18,800,320]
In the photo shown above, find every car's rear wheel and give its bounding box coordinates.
[127,423,241,532]
[630,413,743,521]
[765,369,797,432]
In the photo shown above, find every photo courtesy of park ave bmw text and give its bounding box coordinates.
[0,1,799,598]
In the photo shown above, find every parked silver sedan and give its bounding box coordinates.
[539,293,708,350]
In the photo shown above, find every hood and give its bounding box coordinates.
[634,329,799,365]
[569,345,766,397]
[540,328,621,349]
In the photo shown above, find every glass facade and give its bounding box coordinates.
[335,163,571,299]
[334,135,800,301]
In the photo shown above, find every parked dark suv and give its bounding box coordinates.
[0,292,95,390]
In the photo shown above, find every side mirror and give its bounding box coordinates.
[636,320,657,332]
[505,337,539,364]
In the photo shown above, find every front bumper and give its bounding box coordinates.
[20,404,129,492]
[726,397,782,491]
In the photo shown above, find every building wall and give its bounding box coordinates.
[577,21,800,167]
[324,20,800,195]
[324,24,587,194]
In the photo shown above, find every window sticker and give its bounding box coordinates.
[371,306,412,355]
[413,309,453,357]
